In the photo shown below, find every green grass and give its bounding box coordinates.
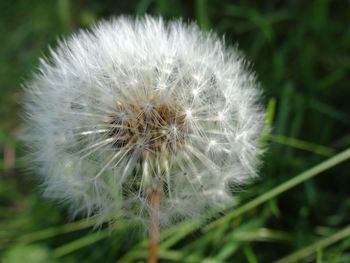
[1,0,350,262]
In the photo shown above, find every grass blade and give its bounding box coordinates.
[206,148,350,231]
[274,224,350,263]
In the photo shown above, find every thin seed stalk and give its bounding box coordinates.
[148,185,160,263]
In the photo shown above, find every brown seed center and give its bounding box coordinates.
[108,99,188,156]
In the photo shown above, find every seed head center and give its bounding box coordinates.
[108,99,188,156]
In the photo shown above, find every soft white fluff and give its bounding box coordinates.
[23,16,265,226]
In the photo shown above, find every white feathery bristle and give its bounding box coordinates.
[22,16,266,226]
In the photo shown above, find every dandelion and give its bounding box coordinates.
[22,16,265,262]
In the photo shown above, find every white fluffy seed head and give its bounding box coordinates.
[22,16,266,227]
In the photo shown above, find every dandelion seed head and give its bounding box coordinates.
[22,16,266,226]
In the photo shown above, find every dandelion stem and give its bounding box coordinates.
[148,185,160,263]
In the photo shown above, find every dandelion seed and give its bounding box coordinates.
[22,16,266,252]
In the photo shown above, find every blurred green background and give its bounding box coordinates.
[1,0,350,262]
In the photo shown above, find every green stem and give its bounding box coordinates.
[53,229,109,258]
[205,148,350,231]
[274,224,350,263]
[19,218,98,244]
[267,134,336,156]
